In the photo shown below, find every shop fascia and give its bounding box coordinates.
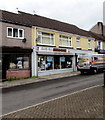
[32,46,72,54]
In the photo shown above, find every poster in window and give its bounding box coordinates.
[47,56,53,62]
[61,57,65,62]
[17,60,22,68]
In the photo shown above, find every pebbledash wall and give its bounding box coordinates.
[2,22,32,80]
[31,27,95,76]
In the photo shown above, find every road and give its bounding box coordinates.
[2,72,104,115]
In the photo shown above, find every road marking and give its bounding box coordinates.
[1,84,103,117]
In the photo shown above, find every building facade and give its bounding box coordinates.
[90,22,105,53]
[31,27,95,76]
[0,10,32,80]
[1,10,105,79]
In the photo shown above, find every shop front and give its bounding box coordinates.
[32,46,76,76]
[38,55,72,71]
[2,47,32,80]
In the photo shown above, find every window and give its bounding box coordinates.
[37,31,54,45]
[38,56,54,71]
[9,55,29,69]
[38,55,73,71]
[88,40,91,49]
[8,28,12,37]
[98,41,102,49]
[13,28,18,37]
[76,38,80,48]
[60,35,72,47]
[7,27,24,39]
[60,56,72,69]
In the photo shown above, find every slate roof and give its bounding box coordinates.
[0,10,105,41]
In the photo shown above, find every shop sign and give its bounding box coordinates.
[53,48,66,52]
[38,47,53,52]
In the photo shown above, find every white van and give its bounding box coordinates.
[77,54,105,74]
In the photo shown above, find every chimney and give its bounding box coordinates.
[97,22,104,36]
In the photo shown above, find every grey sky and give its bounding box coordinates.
[0,0,104,30]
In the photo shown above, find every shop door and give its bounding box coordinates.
[2,55,9,79]
[54,56,60,69]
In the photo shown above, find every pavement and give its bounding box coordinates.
[1,71,105,119]
[2,85,105,119]
[1,71,80,88]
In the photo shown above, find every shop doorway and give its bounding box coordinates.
[2,55,9,79]
[54,56,60,69]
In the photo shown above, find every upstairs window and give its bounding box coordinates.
[76,37,80,48]
[88,40,91,49]
[7,27,24,39]
[98,41,102,49]
[60,35,72,47]
[37,31,54,45]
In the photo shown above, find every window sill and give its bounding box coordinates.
[7,36,24,40]
[59,46,73,49]
[76,47,82,50]
[88,48,92,51]
[37,44,56,47]
[7,68,30,71]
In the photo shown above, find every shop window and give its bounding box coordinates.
[38,55,72,71]
[9,55,29,70]
[38,56,54,71]
[60,35,72,47]
[61,56,72,69]
[7,27,24,39]
[37,31,54,45]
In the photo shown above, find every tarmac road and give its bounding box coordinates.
[2,72,104,115]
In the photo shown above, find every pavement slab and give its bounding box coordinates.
[2,86,105,119]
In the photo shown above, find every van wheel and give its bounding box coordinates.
[80,71,84,74]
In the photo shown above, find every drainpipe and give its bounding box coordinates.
[104,72,105,87]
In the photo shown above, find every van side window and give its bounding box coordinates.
[94,57,98,61]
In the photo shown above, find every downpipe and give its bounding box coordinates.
[104,72,105,86]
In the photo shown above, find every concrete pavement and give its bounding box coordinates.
[1,71,80,88]
[2,86,104,119]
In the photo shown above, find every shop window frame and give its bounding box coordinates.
[8,54,30,70]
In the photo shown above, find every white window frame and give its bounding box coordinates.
[98,41,103,49]
[7,27,24,39]
[7,27,13,38]
[76,38,80,48]
[37,31,54,46]
[88,40,91,49]
[59,35,72,47]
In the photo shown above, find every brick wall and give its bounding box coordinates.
[6,69,30,79]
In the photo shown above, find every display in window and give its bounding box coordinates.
[9,55,29,69]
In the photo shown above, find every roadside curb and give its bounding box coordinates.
[2,72,80,89]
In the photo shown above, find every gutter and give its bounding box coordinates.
[0,19,32,28]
